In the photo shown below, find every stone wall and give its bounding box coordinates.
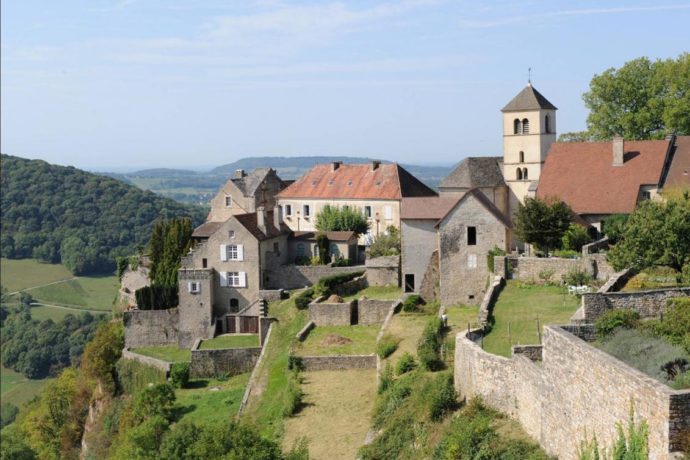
[598,268,633,293]
[264,264,365,290]
[177,268,215,348]
[294,354,377,371]
[190,346,262,378]
[454,325,690,459]
[333,275,368,297]
[419,250,440,301]
[121,348,171,373]
[358,299,393,325]
[123,309,179,348]
[496,254,615,283]
[365,256,400,287]
[259,289,285,303]
[296,321,316,341]
[401,219,438,293]
[308,300,354,326]
[581,287,690,322]
[478,275,504,326]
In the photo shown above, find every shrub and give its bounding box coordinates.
[595,309,640,339]
[554,249,579,259]
[287,355,304,372]
[372,379,412,428]
[395,353,416,375]
[562,223,592,251]
[563,269,591,286]
[428,372,456,421]
[283,370,304,417]
[316,234,330,265]
[671,370,690,390]
[0,403,18,429]
[487,246,506,273]
[538,268,556,284]
[417,317,444,371]
[643,298,690,353]
[294,288,314,310]
[294,256,311,266]
[377,334,400,359]
[169,362,189,389]
[402,294,423,313]
[331,257,350,267]
[378,362,394,394]
[314,271,365,297]
[367,226,400,258]
[578,407,648,460]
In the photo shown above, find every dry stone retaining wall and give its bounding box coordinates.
[358,299,393,325]
[365,256,400,287]
[494,255,615,282]
[264,264,365,289]
[455,325,690,459]
[581,287,690,322]
[190,346,262,378]
[123,309,179,348]
[296,354,377,371]
[308,300,354,326]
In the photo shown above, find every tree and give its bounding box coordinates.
[367,226,400,258]
[580,53,690,140]
[562,224,592,251]
[514,197,572,256]
[607,191,690,272]
[602,214,630,245]
[315,205,369,235]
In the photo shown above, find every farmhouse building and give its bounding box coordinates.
[275,161,437,243]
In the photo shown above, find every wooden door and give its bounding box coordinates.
[227,315,236,333]
[240,316,258,334]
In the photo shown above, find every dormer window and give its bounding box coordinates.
[225,195,233,207]
[522,118,530,134]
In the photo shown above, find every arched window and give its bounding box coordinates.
[330,243,340,257]
[544,115,550,133]
[522,168,528,180]
[513,119,521,134]
[297,243,305,256]
[229,298,239,313]
[519,151,524,163]
[516,168,523,180]
[522,118,529,134]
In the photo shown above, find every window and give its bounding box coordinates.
[545,115,551,133]
[297,243,305,256]
[303,204,311,218]
[519,151,524,163]
[516,168,523,180]
[330,243,340,257]
[285,204,292,217]
[642,191,651,200]
[513,119,521,134]
[228,230,235,239]
[363,205,372,218]
[522,168,528,180]
[384,205,392,220]
[467,226,477,245]
[220,244,243,261]
[467,254,477,268]
[229,298,239,313]
[273,242,280,254]
[225,195,233,207]
[522,118,529,134]
[226,272,244,287]
[404,274,415,293]
[202,258,207,268]
[188,281,200,293]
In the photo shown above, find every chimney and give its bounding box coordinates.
[235,169,246,179]
[612,137,624,166]
[331,161,342,171]
[256,206,267,235]
[273,205,283,230]
[371,160,381,171]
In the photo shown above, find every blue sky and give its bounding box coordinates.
[2,1,689,171]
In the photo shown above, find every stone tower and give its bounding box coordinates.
[501,83,557,214]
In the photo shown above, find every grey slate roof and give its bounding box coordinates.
[232,168,273,197]
[502,84,557,112]
[438,157,505,189]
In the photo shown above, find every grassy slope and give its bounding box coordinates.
[1,258,73,292]
[200,335,260,349]
[29,305,107,322]
[132,346,192,363]
[242,294,308,441]
[483,281,580,357]
[175,374,250,425]
[382,312,434,363]
[29,276,118,311]
[1,365,54,407]
[294,325,379,356]
[282,369,377,460]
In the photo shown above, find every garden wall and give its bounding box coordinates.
[358,299,393,325]
[308,300,354,326]
[123,308,179,348]
[494,254,614,283]
[190,346,262,378]
[296,354,377,371]
[264,264,365,290]
[454,325,690,459]
[581,287,690,322]
[365,256,400,287]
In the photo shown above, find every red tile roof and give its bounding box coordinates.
[276,162,437,200]
[537,139,670,215]
[401,197,458,220]
[664,135,690,188]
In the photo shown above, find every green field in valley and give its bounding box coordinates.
[1,258,74,292]
[1,365,54,407]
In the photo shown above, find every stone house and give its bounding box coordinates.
[275,161,437,244]
[288,231,359,264]
[437,189,512,306]
[206,168,287,222]
[177,206,290,344]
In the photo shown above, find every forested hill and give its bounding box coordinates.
[0,154,207,275]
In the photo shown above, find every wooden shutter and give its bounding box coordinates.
[237,244,244,261]
[220,244,228,261]
[187,282,193,292]
[220,272,228,287]
[239,272,247,287]
[384,205,392,219]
